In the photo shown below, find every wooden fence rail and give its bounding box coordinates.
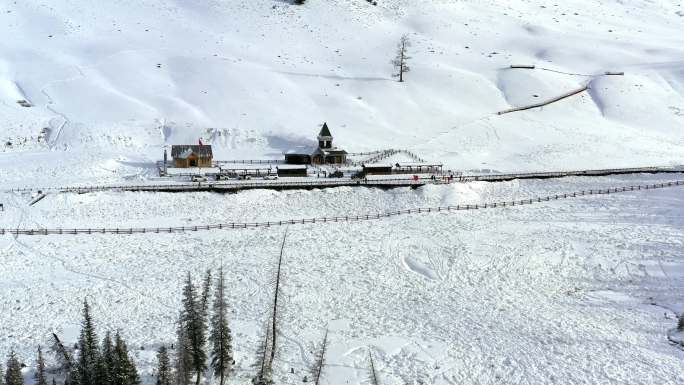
[3,166,681,194]
[2,180,682,236]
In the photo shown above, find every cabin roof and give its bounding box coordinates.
[313,147,348,156]
[277,165,308,170]
[171,145,213,159]
[363,163,393,169]
[395,162,442,167]
[285,146,316,155]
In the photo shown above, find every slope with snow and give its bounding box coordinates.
[1,1,684,384]
[0,0,683,188]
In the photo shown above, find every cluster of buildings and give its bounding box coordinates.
[168,122,347,169]
[165,122,442,179]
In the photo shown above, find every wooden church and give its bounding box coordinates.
[285,123,348,165]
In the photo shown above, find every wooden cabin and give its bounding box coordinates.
[171,145,213,168]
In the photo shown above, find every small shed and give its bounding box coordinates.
[362,163,393,175]
[171,145,213,168]
[277,165,308,177]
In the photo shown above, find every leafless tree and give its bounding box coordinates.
[253,231,288,385]
[392,34,412,82]
[269,231,287,366]
[368,348,380,385]
[309,329,329,385]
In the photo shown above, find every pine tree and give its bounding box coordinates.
[391,34,412,82]
[35,346,48,385]
[156,346,172,385]
[174,321,192,385]
[200,269,212,320]
[0,362,4,385]
[77,299,101,385]
[111,332,140,385]
[678,314,684,332]
[5,351,23,385]
[181,273,207,385]
[210,267,233,385]
[100,332,115,385]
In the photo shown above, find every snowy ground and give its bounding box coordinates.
[1,0,684,384]
[2,174,684,384]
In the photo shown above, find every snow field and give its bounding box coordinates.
[2,175,684,384]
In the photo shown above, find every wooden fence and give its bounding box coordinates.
[2,180,682,236]
[4,166,681,195]
[497,85,589,115]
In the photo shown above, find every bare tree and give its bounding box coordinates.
[252,323,273,385]
[253,231,288,385]
[392,34,412,82]
[51,333,74,375]
[368,349,380,385]
[269,231,288,366]
[309,329,329,385]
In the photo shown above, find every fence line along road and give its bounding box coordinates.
[4,166,682,195]
[2,180,682,236]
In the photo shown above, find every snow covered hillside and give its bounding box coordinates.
[2,1,684,384]
[1,0,683,187]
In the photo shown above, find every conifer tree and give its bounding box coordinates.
[5,351,23,385]
[678,314,684,332]
[210,267,233,385]
[156,346,172,385]
[181,273,207,385]
[174,322,192,385]
[77,299,101,385]
[100,332,115,385]
[0,362,4,385]
[111,332,140,385]
[35,346,48,385]
[200,269,212,319]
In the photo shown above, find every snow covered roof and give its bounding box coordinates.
[171,145,213,159]
[285,146,316,155]
[313,147,348,156]
[363,163,393,168]
[277,165,307,170]
[395,162,442,167]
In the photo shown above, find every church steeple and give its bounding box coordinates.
[317,122,333,149]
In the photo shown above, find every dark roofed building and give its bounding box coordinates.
[171,145,213,168]
[284,122,348,165]
[312,122,347,164]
